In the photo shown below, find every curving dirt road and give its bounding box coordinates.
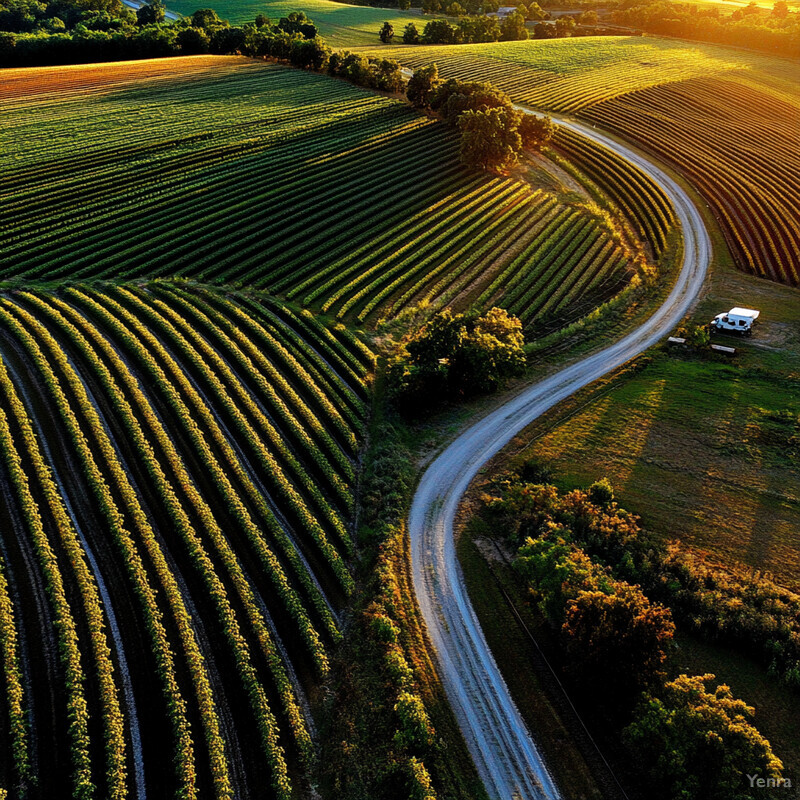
[408,112,711,800]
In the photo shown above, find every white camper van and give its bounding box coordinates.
[710,307,760,335]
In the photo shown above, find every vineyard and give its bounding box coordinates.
[379,37,800,287]
[372,36,748,112]
[551,127,674,261]
[0,57,647,329]
[0,50,691,799]
[0,284,372,798]
[583,71,800,286]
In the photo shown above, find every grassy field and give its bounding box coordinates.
[167,0,420,45]
[1,56,647,329]
[494,263,800,590]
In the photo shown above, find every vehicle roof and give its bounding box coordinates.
[729,307,759,317]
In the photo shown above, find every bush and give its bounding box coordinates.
[389,308,526,413]
[393,692,435,751]
[623,674,785,800]
[562,583,675,704]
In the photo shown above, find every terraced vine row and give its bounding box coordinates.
[0,57,640,326]
[552,127,674,259]
[0,286,370,799]
[582,73,800,286]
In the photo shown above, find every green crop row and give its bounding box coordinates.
[553,127,674,258]
[66,288,331,675]
[114,286,353,597]
[149,286,355,552]
[0,319,128,799]
[0,493,31,786]
[4,296,223,800]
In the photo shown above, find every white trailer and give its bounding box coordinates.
[710,307,760,335]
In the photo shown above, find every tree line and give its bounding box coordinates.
[613,0,798,58]
[407,65,554,170]
[0,3,328,66]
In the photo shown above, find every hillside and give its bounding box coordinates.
[0,56,660,330]
[369,36,800,286]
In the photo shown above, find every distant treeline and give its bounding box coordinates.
[612,0,799,58]
[0,1,327,66]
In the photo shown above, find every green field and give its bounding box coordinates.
[168,0,420,45]
[497,264,800,589]
[1,56,650,329]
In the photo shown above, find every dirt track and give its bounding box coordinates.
[408,112,712,800]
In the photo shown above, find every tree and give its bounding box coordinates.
[517,112,553,149]
[379,20,394,42]
[176,25,209,52]
[430,78,512,122]
[623,674,785,800]
[406,62,439,107]
[403,21,420,43]
[526,2,547,19]
[578,9,598,24]
[533,20,556,37]
[421,0,442,12]
[136,0,164,26]
[390,308,526,412]
[445,1,466,14]
[459,14,501,41]
[372,57,404,91]
[562,583,675,703]
[772,0,789,16]
[458,106,521,171]
[278,11,317,38]
[191,8,221,29]
[500,9,528,39]
[399,0,411,8]
[422,17,458,42]
[254,13,269,27]
[289,36,330,70]
[554,14,575,36]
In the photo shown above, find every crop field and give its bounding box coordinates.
[370,36,749,112]
[0,56,642,330]
[551,126,674,260]
[167,0,421,46]
[583,70,800,286]
[377,37,800,286]
[0,283,372,798]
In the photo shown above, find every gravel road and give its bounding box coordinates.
[408,110,711,800]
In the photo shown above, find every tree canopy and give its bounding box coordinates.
[389,307,526,414]
[624,674,785,799]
